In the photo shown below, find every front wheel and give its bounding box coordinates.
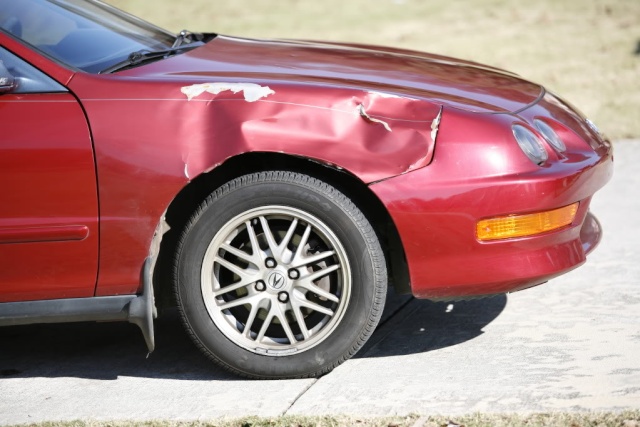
[174,171,387,379]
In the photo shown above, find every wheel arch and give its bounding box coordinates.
[152,152,410,308]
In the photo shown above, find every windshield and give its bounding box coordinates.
[0,0,177,73]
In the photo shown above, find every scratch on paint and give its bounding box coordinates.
[407,152,430,172]
[431,108,443,142]
[357,103,392,132]
[181,82,275,102]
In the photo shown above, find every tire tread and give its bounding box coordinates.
[173,171,386,379]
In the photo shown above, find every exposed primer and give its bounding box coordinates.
[183,163,190,180]
[431,107,443,142]
[357,103,392,132]
[181,82,275,102]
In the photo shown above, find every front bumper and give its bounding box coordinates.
[370,97,613,299]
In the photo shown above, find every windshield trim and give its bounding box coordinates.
[1,0,179,74]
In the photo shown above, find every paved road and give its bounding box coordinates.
[1,141,638,425]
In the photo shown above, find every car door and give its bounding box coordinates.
[0,46,99,303]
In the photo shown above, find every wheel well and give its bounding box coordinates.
[153,152,410,308]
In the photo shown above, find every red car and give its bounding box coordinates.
[0,0,613,379]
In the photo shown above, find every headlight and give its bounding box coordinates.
[512,124,548,165]
[584,118,607,149]
[534,119,566,153]
[586,119,600,135]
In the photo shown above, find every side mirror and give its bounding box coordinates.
[0,60,16,94]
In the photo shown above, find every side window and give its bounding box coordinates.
[0,46,66,94]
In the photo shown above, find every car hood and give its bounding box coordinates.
[125,35,543,114]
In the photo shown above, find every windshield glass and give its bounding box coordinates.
[0,0,176,73]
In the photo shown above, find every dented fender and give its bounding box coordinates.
[178,82,442,183]
[69,73,442,295]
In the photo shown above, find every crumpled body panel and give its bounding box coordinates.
[70,74,442,295]
[178,83,442,182]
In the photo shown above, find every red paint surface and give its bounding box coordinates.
[0,225,89,244]
[0,32,612,302]
[127,36,544,114]
[0,93,98,302]
[371,94,613,298]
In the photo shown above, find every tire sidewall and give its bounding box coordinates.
[176,173,382,378]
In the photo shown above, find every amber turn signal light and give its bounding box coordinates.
[477,203,579,241]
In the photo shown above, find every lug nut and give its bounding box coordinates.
[288,269,300,280]
[255,280,266,291]
[278,292,289,303]
[265,257,277,268]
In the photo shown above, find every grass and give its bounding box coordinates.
[6,412,640,427]
[104,0,640,140]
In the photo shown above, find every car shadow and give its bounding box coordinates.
[357,293,508,358]
[0,308,235,381]
[0,293,506,381]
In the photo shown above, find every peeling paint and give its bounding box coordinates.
[357,103,392,132]
[431,107,443,142]
[174,87,441,180]
[181,82,275,102]
[368,91,405,99]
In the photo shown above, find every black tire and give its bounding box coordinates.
[174,171,386,379]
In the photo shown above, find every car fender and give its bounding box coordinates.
[69,73,441,295]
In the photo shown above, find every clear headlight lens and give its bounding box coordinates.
[534,119,566,152]
[512,124,548,165]
[586,119,600,135]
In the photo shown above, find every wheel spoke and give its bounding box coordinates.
[296,281,340,303]
[245,220,263,260]
[291,301,311,340]
[215,255,250,278]
[293,224,312,261]
[293,249,335,269]
[243,301,261,338]
[259,216,278,255]
[256,309,274,343]
[276,309,297,344]
[220,243,256,266]
[213,277,254,297]
[297,297,335,317]
[302,264,340,283]
[219,293,256,310]
[278,218,298,255]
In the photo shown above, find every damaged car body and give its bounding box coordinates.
[0,0,612,379]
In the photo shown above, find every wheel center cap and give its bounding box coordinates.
[267,271,287,291]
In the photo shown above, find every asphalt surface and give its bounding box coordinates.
[1,141,638,425]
